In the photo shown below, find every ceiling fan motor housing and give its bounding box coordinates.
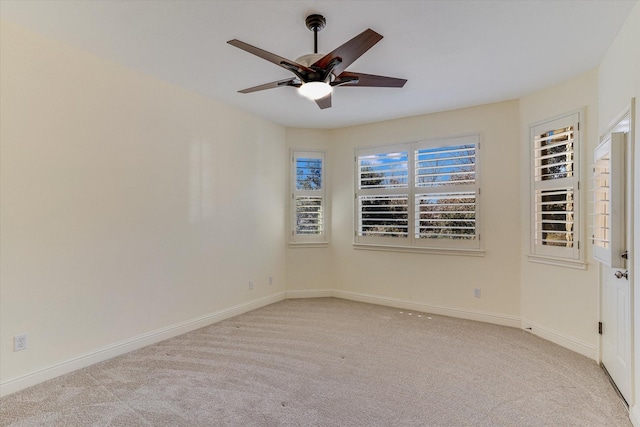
[295,53,325,67]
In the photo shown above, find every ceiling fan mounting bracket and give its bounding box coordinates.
[305,14,326,33]
[305,14,326,54]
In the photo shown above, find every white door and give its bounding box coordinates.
[601,245,631,404]
[600,110,633,405]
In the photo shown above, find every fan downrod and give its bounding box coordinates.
[305,14,326,54]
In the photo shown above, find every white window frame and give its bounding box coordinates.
[354,135,482,255]
[528,110,584,268]
[290,150,328,247]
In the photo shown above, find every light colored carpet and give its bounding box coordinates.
[0,297,631,426]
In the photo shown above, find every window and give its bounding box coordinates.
[592,132,625,268]
[291,150,327,245]
[529,111,582,265]
[355,135,481,253]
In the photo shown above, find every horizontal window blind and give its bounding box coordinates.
[416,192,476,239]
[291,151,326,243]
[296,196,323,235]
[592,132,625,268]
[358,195,409,237]
[358,151,409,189]
[534,127,574,181]
[530,111,581,262]
[592,156,610,250]
[296,157,323,190]
[533,188,575,247]
[416,144,476,187]
[355,135,480,250]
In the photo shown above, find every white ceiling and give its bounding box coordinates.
[1,0,637,129]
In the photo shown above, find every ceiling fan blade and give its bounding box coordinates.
[238,78,300,94]
[312,29,383,76]
[227,39,314,76]
[334,72,407,88]
[315,93,332,109]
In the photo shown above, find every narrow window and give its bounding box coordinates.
[530,112,582,263]
[291,150,326,244]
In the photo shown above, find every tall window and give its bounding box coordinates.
[291,150,326,244]
[355,135,480,252]
[530,111,582,264]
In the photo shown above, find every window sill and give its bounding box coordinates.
[353,243,485,257]
[527,254,588,270]
[289,242,329,249]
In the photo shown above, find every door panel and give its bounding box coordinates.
[599,111,632,404]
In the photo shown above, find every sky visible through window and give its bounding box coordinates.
[358,144,475,188]
[296,158,322,190]
[357,143,477,240]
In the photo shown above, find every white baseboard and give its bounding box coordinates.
[1,289,600,397]
[521,318,598,360]
[331,290,600,361]
[285,289,333,299]
[287,289,520,328]
[332,290,521,328]
[630,405,640,427]
[329,290,597,361]
[0,292,286,397]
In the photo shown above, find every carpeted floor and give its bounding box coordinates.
[0,298,631,426]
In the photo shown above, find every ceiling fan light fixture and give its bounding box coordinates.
[228,14,406,109]
[298,81,332,100]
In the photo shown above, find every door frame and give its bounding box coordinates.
[599,98,636,407]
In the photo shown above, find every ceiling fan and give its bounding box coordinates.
[227,14,407,109]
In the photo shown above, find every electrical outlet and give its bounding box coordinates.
[14,334,28,352]
[269,276,273,286]
[249,281,254,290]
[474,288,481,298]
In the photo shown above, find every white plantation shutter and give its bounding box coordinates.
[415,144,476,186]
[592,132,625,268]
[416,192,477,238]
[291,151,326,243]
[295,196,323,235]
[358,195,409,237]
[355,135,480,250]
[530,112,581,262]
[533,188,575,248]
[356,147,409,243]
[414,137,479,249]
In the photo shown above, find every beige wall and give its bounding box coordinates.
[285,128,334,293]
[0,21,287,387]
[2,2,639,401]
[598,1,640,132]
[597,1,640,421]
[284,73,602,359]
[518,70,600,357]
[316,101,522,322]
